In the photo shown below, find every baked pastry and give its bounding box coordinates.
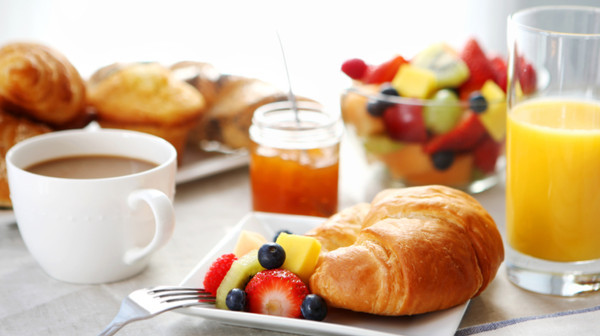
[170,61,221,109]
[86,62,206,163]
[0,42,86,128]
[0,110,52,207]
[305,203,370,252]
[190,75,288,149]
[309,185,504,316]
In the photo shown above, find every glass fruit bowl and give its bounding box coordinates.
[341,82,506,193]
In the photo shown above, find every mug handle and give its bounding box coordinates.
[123,189,175,265]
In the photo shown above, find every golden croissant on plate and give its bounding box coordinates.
[0,42,86,127]
[308,185,504,316]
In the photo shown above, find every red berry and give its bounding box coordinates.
[382,102,428,143]
[473,135,501,173]
[341,58,368,80]
[458,38,495,100]
[424,112,486,154]
[245,269,309,318]
[203,253,237,296]
[489,55,508,92]
[517,56,536,95]
[364,55,407,84]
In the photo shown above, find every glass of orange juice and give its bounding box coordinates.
[249,101,343,217]
[506,6,600,295]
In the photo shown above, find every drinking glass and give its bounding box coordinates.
[505,6,600,295]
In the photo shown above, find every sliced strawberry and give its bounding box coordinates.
[489,55,507,93]
[341,58,368,80]
[364,55,407,84]
[516,55,536,95]
[203,253,238,296]
[382,102,428,143]
[424,112,486,154]
[458,38,495,100]
[473,134,502,173]
[245,269,309,318]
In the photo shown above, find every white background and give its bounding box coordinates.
[0,0,597,110]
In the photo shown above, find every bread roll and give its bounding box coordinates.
[0,42,86,128]
[309,185,504,316]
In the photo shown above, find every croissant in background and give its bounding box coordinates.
[0,42,87,127]
[0,111,51,207]
[309,185,504,316]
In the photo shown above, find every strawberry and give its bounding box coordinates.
[473,134,501,173]
[382,102,428,143]
[516,55,536,95]
[424,112,486,154]
[341,58,368,80]
[489,55,508,92]
[364,55,407,84]
[245,269,309,318]
[458,38,495,100]
[203,253,237,296]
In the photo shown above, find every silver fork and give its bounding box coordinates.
[98,286,215,336]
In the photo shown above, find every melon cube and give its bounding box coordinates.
[233,230,267,258]
[391,64,437,99]
[275,233,321,283]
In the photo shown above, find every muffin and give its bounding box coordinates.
[86,62,206,163]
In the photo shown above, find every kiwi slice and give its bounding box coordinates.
[423,89,463,134]
[215,249,265,309]
[412,43,469,88]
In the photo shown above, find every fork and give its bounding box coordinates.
[98,286,215,336]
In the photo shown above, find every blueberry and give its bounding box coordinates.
[431,151,454,171]
[273,229,292,242]
[380,86,399,96]
[367,86,399,117]
[301,294,328,321]
[367,99,388,117]
[225,288,247,311]
[469,92,488,114]
[258,243,286,269]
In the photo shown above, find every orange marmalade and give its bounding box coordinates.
[249,101,343,217]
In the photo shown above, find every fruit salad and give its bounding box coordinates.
[202,229,328,321]
[341,38,536,192]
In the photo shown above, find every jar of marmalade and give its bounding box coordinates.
[249,101,343,217]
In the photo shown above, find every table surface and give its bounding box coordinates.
[1,137,599,336]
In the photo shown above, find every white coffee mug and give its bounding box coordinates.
[6,128,177,284]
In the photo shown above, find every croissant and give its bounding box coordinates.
[0,110,52,207]
[189,75,288,150]
[305,202,370,252]
[0,42,86,127]
[309,185,504,316]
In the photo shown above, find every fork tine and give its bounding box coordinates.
[148,287,216,304]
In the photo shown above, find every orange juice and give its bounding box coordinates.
[506,99,600,262]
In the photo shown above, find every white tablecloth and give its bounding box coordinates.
[1,140,599,336]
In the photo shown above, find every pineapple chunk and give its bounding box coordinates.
[233,230,267,258]
[479,80,507,141]
[391,64,437,99]
[275,233,321,283]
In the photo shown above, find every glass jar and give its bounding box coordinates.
[249,101,343,217]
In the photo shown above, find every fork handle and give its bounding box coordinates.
[97,317,127,336]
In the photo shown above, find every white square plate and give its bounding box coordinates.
[177,212,468,336]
